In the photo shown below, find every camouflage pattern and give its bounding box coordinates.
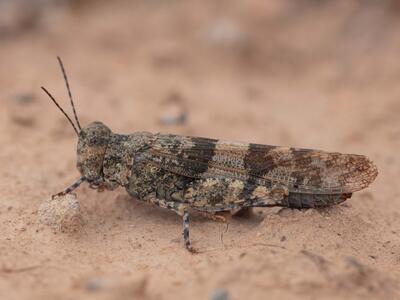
[44,58,377,251]
[62,121,378,252]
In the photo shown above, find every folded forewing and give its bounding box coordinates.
[143,134,378,194]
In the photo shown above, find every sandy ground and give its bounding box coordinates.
[1,1,400,299]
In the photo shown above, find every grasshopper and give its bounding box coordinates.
[42,58,378,252]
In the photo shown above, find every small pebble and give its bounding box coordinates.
[84,275,148,298]
[210,288,229,300]
[207,18,245,48]
[38,193,84,233]
[158,91,187,126]
[14,92,36,105]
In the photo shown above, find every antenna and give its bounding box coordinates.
[57,56,82,131]
[41,87,80,136]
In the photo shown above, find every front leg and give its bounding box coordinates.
[52,176,86,199]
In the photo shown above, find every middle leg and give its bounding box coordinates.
[145,195,195,252]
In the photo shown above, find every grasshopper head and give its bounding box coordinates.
[42,58,117,191]
[77,121,111,185]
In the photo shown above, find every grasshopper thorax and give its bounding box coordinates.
[77,121,111,185]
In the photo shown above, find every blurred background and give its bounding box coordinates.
[2,0,399,148]
[1,1,400,299]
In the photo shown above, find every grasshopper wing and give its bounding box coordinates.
[145,134,378,195]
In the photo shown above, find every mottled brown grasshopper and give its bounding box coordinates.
[42,58,378,252]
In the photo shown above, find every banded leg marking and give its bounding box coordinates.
[145,195,195,252]
[183,210,195,252]
[52,176,86,199]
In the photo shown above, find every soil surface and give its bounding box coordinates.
[1,1,400,299]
